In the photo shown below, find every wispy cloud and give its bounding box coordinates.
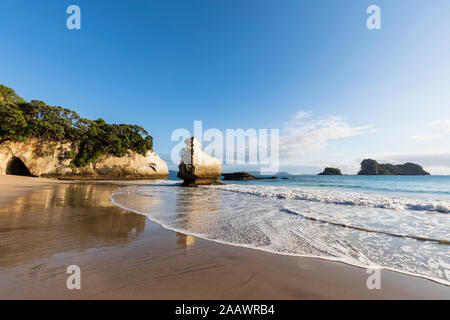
[411,119,450,141]
[279,111,378,161]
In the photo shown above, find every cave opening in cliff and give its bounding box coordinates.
[6,157,33,176]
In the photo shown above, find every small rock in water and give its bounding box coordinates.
[221,172,278,180]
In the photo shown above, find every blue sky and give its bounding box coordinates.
[1,0,449,173]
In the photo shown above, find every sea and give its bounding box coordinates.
[110,173,450,285]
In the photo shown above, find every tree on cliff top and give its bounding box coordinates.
[0,84,153,167]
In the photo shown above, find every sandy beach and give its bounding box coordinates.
[0,176,449,300]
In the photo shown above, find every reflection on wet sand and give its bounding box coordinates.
[174,187,222,247]
[0,183,146,268]
[109,183,222,249]
[176,233,196,247]
[1,181,449,299]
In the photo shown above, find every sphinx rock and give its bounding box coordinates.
[0,139,168,179]
[177,137,222,186]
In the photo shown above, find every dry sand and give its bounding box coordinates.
[0,175,449,299]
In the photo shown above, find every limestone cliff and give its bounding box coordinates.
[177,137,222,186]
[1,84,167,179]
[0,139,168,179]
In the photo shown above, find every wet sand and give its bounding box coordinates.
[0,176,449,299]
[0,175,70,205]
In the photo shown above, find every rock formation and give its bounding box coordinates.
[221,172,278,180]
[177,137,222,186]
[318,167,343,175]
[0,84,168,179]
[358,159,430,175]
[0,139,168,179]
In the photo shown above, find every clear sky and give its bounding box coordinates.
[1,0,449,173]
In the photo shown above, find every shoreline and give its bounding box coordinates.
[0,175,71,205]
[0,176,449,299]
[110,190,450,287]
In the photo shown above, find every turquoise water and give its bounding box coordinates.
[112,174,450,285]
[229,175,450,200]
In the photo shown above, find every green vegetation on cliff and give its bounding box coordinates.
[0,84,153,167]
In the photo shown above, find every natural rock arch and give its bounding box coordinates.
[6,157,33,176]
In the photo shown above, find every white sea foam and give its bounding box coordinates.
[110,182,450,286]
[207,184,450,213]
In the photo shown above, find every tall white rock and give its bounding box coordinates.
[177,137,222,186]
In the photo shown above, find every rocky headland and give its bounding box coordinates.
[0,139,168,179]
[358,159,430,175]
[0,85,168,179]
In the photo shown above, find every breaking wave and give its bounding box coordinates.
[207,184,450,213]
[110,181,450,286]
